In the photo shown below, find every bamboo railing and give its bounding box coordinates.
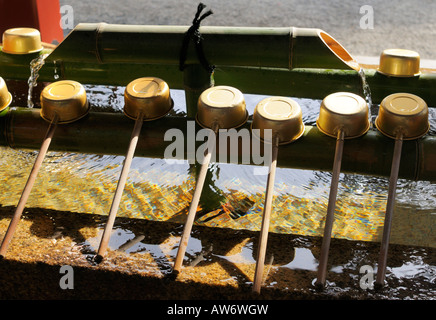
[1,107,435,181]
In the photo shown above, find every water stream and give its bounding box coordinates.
[358,68,374,124]
[26,53,49,108]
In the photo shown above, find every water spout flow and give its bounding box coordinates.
[27,53,49,108]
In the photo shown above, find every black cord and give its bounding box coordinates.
[179,3,215,74]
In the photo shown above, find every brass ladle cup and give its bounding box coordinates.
[2,27,43,55]
[315,92,370,288]
[0,80,89,258]
[377,49,421,77]
[374,93,429,288]
[251,96,305,293]
[0,77,13,112]
[95,77,173,262]
[172,85,248,274]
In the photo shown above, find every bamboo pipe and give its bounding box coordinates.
[0,115,58,258]
[2,108,436,181]
[46,23,359,71]
[2,52,436,107]
[214,67,436,108]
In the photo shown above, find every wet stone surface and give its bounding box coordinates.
[0,206,434,300]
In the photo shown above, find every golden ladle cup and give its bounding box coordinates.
[374,93,429,288]
[2,27,43,55]
[95,77,173,262]
[251,96,305,293]
[0,80,89,258]
[314,92,370,288]
[172,85,248,274]
[0,77,13,112]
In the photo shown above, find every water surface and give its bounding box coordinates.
[1,84,435,249]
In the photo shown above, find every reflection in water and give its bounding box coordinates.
[280,247,318,271]
[0,139,433,247]
[75,220,434,299]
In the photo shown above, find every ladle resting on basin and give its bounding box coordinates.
[374,93,429,288]
[172,85,248,274]
[1,27,43,55]
[314,92,369,288]
[95,77,173,262]
[251,96,305,293]
[0,80,89,258]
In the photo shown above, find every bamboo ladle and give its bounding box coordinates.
[95,77,173,262]
[250,96,305,294]
[314,92,370,288]
[172,85,248,274]
[0,80,89,258]
[374,93,429,289]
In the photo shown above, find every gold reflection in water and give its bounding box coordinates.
[0,146,434,248]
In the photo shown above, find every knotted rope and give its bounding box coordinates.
[179,3,215,74]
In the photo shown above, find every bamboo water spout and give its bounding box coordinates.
[46,23,360,71]
[0,24,435,107]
